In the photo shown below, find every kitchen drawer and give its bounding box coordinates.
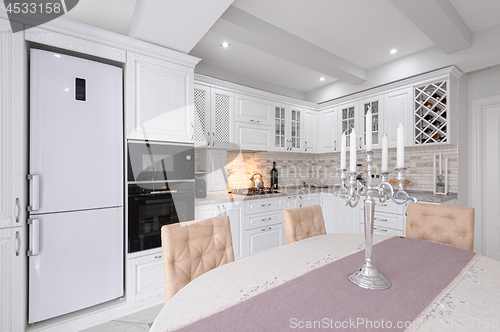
[245,224,285,256]
[375,201,404,215]
[373,225,403,236]
[246,198,284,214]
[126,250,165,303]
[245,210,282,231]
[373,212,404,231]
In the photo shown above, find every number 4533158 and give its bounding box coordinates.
[5,2,63,14]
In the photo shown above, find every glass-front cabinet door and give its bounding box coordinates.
[274,104,287,150]
[290,107,302,150]
[340,102,357,148]
[359,95,383,150]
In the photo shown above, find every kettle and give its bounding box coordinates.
[250,173,264,189]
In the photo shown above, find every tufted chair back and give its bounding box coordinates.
[406,202,475,251]
[282,205,327,244]
[161,215,234,303]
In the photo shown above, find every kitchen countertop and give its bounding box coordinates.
[195,186,457,206]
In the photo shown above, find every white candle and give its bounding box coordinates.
[366,107,372,151]
[340,131,346,169]
[350,129,357,172]
[397,122,404,168]
[382,133,388,172]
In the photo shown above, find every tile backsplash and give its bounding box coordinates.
[226,145,458,193]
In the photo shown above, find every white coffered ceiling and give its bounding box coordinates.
[62,0,500,102]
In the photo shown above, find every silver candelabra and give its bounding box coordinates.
[335,150,417,290]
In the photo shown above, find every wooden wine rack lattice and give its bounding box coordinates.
[414,80,448,145]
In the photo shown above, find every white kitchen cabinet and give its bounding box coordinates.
[206,149,228,193]
[285,195,297,209]
[358,95,384,150]
[273,103,303,152]
[126,249,165,304]
[245,224,285,256]
[319,107,339,152]
[303,110,318,153]
[126,53,194,143]
[234,94,273,126]
[321,194,355,234]
[384,87,413,148]
[193,84,235,149]
[195,202,244,260]
[0,226,27,332]
[234,122,272,151]
[339,102,359,149]
[300,194,319,207]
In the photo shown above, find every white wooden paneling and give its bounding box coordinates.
[234,94,273,126]
[211,88,234,149]
[234,122,271,151]
[206,149,227,193]
[25,27,127,63]
[245,210,282,231]
[319,107,338,152]
[384,87,413,148]
[246,197,284,214]
[303,110,318,153]
[127,250,164,304]
[127,53,194,143]
[193,84,211,146]
[322,194,354,234]
[245,224,284,256]
[0,229,12,331]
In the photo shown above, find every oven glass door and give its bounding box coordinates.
[128,192,194,253]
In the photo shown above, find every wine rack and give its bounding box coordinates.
[414,80,448,145]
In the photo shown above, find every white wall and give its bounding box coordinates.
[467,65,500,101]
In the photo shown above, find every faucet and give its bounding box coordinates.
[301,181,306,190]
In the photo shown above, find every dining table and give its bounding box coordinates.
[150,233,500,332]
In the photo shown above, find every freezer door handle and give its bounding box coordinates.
[27,218,40,256]
[28,174,40,211]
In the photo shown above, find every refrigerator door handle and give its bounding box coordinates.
[28,174,40,211]
[27,218,40,256]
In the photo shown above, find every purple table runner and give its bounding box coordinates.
[174,237,476,331]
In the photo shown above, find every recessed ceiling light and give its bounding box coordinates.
[390,49,398,54]
[319,77,325,81]
[221,42,230,48]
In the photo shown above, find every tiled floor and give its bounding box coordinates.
[81,304,164,332]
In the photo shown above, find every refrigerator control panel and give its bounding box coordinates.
[76,78,86,101]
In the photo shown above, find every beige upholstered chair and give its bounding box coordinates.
[406,202,475,251]
[161,215,234,303]
[282,204,327,244]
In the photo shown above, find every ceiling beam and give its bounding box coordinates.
[216,6,367,84]
[389,0,472,54]
[128,0,233,53]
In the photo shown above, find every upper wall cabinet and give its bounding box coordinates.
[384,87,413,148]
[126,53,194,143]
[339,102,360,149]
[319,107,339,153]
[273,103,303,152]
[303,110,318,153]
[234,94,273,126]
[193,84,235,149]
[359,95,384,150]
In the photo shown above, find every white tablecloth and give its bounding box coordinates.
[151,234,500,331]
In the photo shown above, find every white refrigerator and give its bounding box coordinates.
[28,49,124,323]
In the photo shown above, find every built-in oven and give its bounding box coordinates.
[127,141,195,253]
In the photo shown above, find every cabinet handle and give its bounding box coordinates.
[261,227,272,231]
[15,231,20,257]
[334,140,337,151]
[207,132,211,146]
[359,137,362,149]
[379,204,387,207]
[374,227,388,232]
[249,119,260,123]
[191,123,194,140]
[375,218,388,222]
[222,204,226,215]
[261,203,271,207]
[217,205,221,216]
[154,255,162,259]
[15,198,20,223]
[212,132,216,146]
[261,217,272,221]
[305,141,308,152]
